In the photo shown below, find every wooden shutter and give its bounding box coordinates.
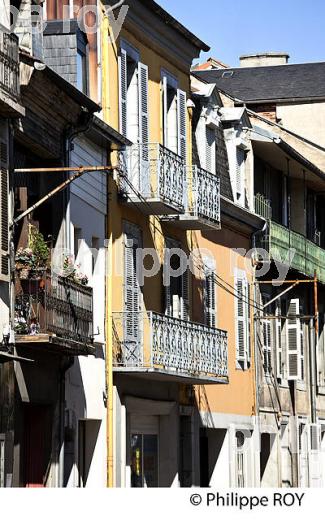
[0,141,9,281]
[204,267,216,328]
[162,75,168,147]
[309,424,322,488]
[236,147,245,205]
[138,62,149,146]
[124,225,142,364]
[118,49,128,137]
[181,266,190,321]
[177,89,187,160]
[276,302,285,380]
[317,314,325,388]
[235,275,246,364]
[286,299,300,381]
[205,126,215,174]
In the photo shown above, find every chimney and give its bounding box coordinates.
[239,52,290,68]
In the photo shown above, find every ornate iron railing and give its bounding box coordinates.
[113,311,228,380]
[254,193,272,220]
[261,220,325,283]
[187,166,221,225]
[0,32,20,100]
[15,273,93,346]
[119,143,186,211]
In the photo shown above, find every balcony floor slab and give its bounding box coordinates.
[161,215,221,231]
[113,367,229,385]
[15,334,94,356]
[122,196,184,216]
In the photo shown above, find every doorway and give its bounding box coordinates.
[23,404,52,487]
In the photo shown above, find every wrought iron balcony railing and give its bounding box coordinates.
[184,166,221,228]
[15,273,93,352]
[119,143,186,215]
[113,311,228,382]
[261,220,325,283]
[254,193,272,220]
[0,32,20,100]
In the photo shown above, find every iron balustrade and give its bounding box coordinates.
[254,193,272,220]
[119,143,186,212]
[113,311,228,380]
[261,220,325,283]
[187,166,221,225]
[0,32,19,100]
[15,273,93,346]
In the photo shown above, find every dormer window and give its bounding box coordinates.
[236,147,246,206]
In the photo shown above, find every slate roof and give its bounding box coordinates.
[193,62,325,103]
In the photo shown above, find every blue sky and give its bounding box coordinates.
[158,0,325,67]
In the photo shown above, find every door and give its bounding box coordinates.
[23,405,52,488]
[130,415,159,488]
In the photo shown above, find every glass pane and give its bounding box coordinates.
[131,434,143,488]
[143,435,158,488]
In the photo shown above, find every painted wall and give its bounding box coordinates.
[64,135,107,487]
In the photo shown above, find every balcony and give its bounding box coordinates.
[113,311,228,384]
[162,166,221,230]
[119,143,186,215]
[14,273,94,355]
[0,32,23,116]
[261,220,325,283]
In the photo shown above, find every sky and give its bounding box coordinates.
[158,0,325,67]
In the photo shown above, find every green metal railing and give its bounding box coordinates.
[261,221,325,283]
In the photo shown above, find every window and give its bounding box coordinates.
[164,238,189,321]
[203,258,216,328]
[118,42,149,146]
[91,236,99,275]
[161,71,187,159]
[235,430,249,488]
[317,313,325,389]
[205,126,216,174]
[235,270,250,369]
[0,141,9,281]
[76,31,88,95]
[235,147,246,206]
[276,299,286,382]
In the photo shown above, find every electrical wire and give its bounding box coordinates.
[119,169,265,311]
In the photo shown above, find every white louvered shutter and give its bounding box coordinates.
[138,62,149,146]
[276,301,285,380]
[236,276,246,364]
[287,299,301,381]
[204,267,216,328]
[0,141,9,281]
[206,126,216,174]
[317,314,325,388]
[118,49,128,137]
[162,75,168,147]
[177,89,187,161]
[309,424,322,488]
[124,228,142,365]
[138,62,149,194]
[181,266,190,321]
[236,147,245,205]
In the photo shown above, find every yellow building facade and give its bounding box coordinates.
[101,0,263,488]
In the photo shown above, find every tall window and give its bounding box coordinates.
[76,32,88,95]
[235,269,250,369]
[161,71,187,160]
[261,294,272,376]
[118,41,149,145]
[164,238,189,321]
[235,147,246,206]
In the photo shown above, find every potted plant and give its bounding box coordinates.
[15,225,50,280]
